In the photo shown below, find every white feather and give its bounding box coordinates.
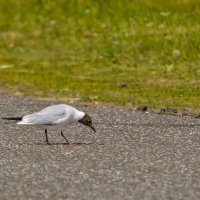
[17,104,85,128]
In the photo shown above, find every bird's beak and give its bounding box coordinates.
[90,124,96,132]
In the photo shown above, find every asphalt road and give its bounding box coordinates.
[0,95,199,200]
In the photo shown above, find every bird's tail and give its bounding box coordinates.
[1,117,22,121]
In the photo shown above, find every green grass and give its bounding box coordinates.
[0,0,200,109]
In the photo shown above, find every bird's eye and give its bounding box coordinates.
[88,119,91,123]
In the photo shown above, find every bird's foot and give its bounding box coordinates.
[63,141,76,145]
[46,141,54,145]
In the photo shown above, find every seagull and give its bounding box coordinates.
[2,104,96,145]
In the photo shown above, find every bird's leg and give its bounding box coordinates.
[45,129,53,145]
[60,131,74,145]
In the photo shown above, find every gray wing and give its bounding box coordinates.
[22,105,69,125]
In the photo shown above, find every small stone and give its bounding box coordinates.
[83,31,93,38]
[137,105,148,112]
[117,83,127,88]
[194,114,200,118]
[160,108,166,113]
[173,49,180,57]
[160,107,177,114]
[181,109,190,116]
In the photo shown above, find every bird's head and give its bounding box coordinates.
[78,114,96,132]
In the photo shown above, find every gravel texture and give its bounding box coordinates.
[0,95,200,200]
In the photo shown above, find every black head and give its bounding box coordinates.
[78,114,96,132]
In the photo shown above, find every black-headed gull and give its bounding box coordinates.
[2,104,96,145]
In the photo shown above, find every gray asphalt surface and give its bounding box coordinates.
[0,95,199,200]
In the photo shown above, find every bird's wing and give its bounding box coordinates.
[21,106,70,125]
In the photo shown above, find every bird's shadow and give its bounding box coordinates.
[35,142,104,146]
